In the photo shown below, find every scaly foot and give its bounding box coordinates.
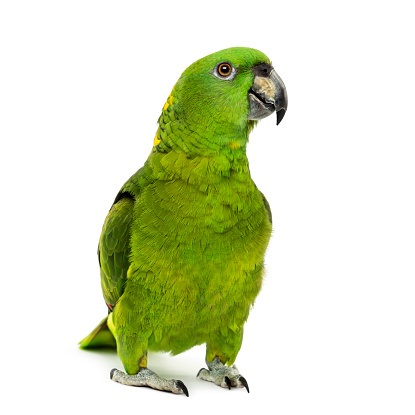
[197,357,249,392]
[110,367,189,396]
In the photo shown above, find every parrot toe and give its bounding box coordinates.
[111,367,189,396]
[197,357,249,392]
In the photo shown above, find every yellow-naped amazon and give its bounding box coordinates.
[80,47,288,396]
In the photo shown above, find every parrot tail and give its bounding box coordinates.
[78,315,116,349]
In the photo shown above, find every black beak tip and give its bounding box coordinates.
[276,108,286,125]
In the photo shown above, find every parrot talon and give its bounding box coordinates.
[197,356,249,392]
[175,380,189,397]
[110,368,116,379]
[238,376,250,393]
[196,368,206,378]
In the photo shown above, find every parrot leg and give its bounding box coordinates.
[110,367,189,397]
[109,329,188,396]
[197,356,249,392]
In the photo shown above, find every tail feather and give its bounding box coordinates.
[78,316,116,349]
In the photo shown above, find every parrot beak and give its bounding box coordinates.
[248,64,288,125]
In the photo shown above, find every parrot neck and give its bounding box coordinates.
[154,97,258,175]
[156,119,255,160]
[149,142,252,186]
[155,80,258,158]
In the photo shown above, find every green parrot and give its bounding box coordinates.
[79,47,287,396]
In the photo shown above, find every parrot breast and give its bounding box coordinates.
[114,149,272,355]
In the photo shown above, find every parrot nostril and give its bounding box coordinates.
[252,62,273,78]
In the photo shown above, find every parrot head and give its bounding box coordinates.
[157,47,287,153]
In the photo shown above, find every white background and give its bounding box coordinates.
[1,1,414,414]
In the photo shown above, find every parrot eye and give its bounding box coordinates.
[218,63,232,76]
[212,61,236,81]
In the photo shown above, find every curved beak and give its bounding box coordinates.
[248,66,288,125]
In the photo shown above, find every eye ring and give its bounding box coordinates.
[212,61,236,81]
[218,62,232,77]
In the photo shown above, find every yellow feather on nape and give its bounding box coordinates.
[153,126,162,146]
[154,133,161,146]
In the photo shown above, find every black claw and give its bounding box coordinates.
[224,376,232,390]
[110,368,117,380]
[176,380,189,397]
[196,368,205,378]
[239,376,250,393]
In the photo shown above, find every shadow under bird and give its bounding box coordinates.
[79,47,288,396]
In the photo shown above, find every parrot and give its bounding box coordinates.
[79,47,287,396]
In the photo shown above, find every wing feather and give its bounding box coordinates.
[99,196,134,308]
[260,191,272,224]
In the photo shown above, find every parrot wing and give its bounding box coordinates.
[98,168,143,310]
[99,195,134,310]
[79,173,140,349]
[260,191,272,224]
[79,195,133,350]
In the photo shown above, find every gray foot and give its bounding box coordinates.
[197,357,249,392]
[110,367,189,396]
